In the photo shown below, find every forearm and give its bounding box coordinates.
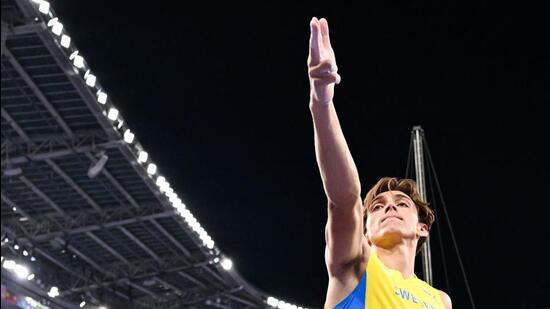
[310,97,361,207]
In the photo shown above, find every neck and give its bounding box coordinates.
[373,240,417,279]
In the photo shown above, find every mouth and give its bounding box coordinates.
[381,216,403,223]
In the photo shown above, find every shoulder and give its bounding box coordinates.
[437,290,452,309]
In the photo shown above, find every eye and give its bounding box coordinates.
[398,202,409,207]
[371,204,382,211]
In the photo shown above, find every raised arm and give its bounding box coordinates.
[308,17,364,276]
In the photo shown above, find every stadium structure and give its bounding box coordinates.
[1,1,306,308]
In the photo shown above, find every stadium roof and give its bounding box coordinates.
[1,1,305,308]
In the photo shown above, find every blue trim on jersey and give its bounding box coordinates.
[332,272,367,309]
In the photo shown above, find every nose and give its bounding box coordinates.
[384,203,397,213]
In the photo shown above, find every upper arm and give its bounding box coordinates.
[438,290,452,309]
[324,197,366,276]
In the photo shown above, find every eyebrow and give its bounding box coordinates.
[371,193,412,205]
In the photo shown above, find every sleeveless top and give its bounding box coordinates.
[327,252,446,309]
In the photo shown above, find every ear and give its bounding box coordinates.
[417,222,429,238]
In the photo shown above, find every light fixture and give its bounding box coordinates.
[123,129,134,143]
[2,260,16,270]
[51,22,63,35]
[79,300,86,308]
[221,258,233,270]
[3,166,22,177]
[60,34,71,48]
[22,250,28,256]
[97,91,107,104]
[48,286,59,298]
[73,55,84,68]
[88,152,108,179]
[38,1,50,14]
[85,74,96,87]
[146,163,157,175]
[14,264,29,279]
[107,108,119,121]
[27,273,35,281]
[137,151,148,163]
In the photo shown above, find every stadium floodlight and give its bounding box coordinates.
[267,297,279,307]
[221,258,232,270]
[14,264,29,279]
[2,260,16,270]
[107,108,119,120]
[48,286,59,298]
[85,74,96,87]
[123,129,134,143]
[73,55,84,68]
[155,176,166,186]
[38,1,50,14]
[88,152,108,179]
[60,35,71,48]
[27,273,35,281]
[69,51,84,68]
[137,151,148,163]
[97,91,107,104]
[51,22,63,35]
[46,17,58,27]
[147,163,157,175]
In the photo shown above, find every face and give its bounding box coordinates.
[365,190,428,247]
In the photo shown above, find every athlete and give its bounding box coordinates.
[307,17,452,309]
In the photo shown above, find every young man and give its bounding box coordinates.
[307,17,452,309]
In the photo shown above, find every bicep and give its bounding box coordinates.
[324,198,365,276]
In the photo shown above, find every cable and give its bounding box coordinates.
[427,164,452,295]
[405,131,414,179]
[422,134,476,309]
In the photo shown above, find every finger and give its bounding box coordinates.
[311,72,340,87]
[309,61,336,77]
[319,18,333,50]
[308,17,320,66]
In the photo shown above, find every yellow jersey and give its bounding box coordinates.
[328,251,446,308]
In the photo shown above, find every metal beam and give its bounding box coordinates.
[84,152,140,209]
[1,21,45,37]
[44,159,104,214]
[18,175,66,215]
[149,218,192,258]
[119,226,161,263]
[5,206,175,243]
[177,271,207,289]
[86,231,129,264]
[1,107,31,143]
[87,229,188,302]
[1,225,136,304]
[1,193,35,223]
[3,46,74,137]
[1,131,120,166]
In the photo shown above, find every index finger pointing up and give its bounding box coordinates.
[309,17,321,66]
[319,18,332,50]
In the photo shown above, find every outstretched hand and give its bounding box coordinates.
[308,17,341,105]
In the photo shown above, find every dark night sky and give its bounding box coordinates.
[51,1,548,308]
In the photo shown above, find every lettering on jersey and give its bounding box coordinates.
[393,287,439,308]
